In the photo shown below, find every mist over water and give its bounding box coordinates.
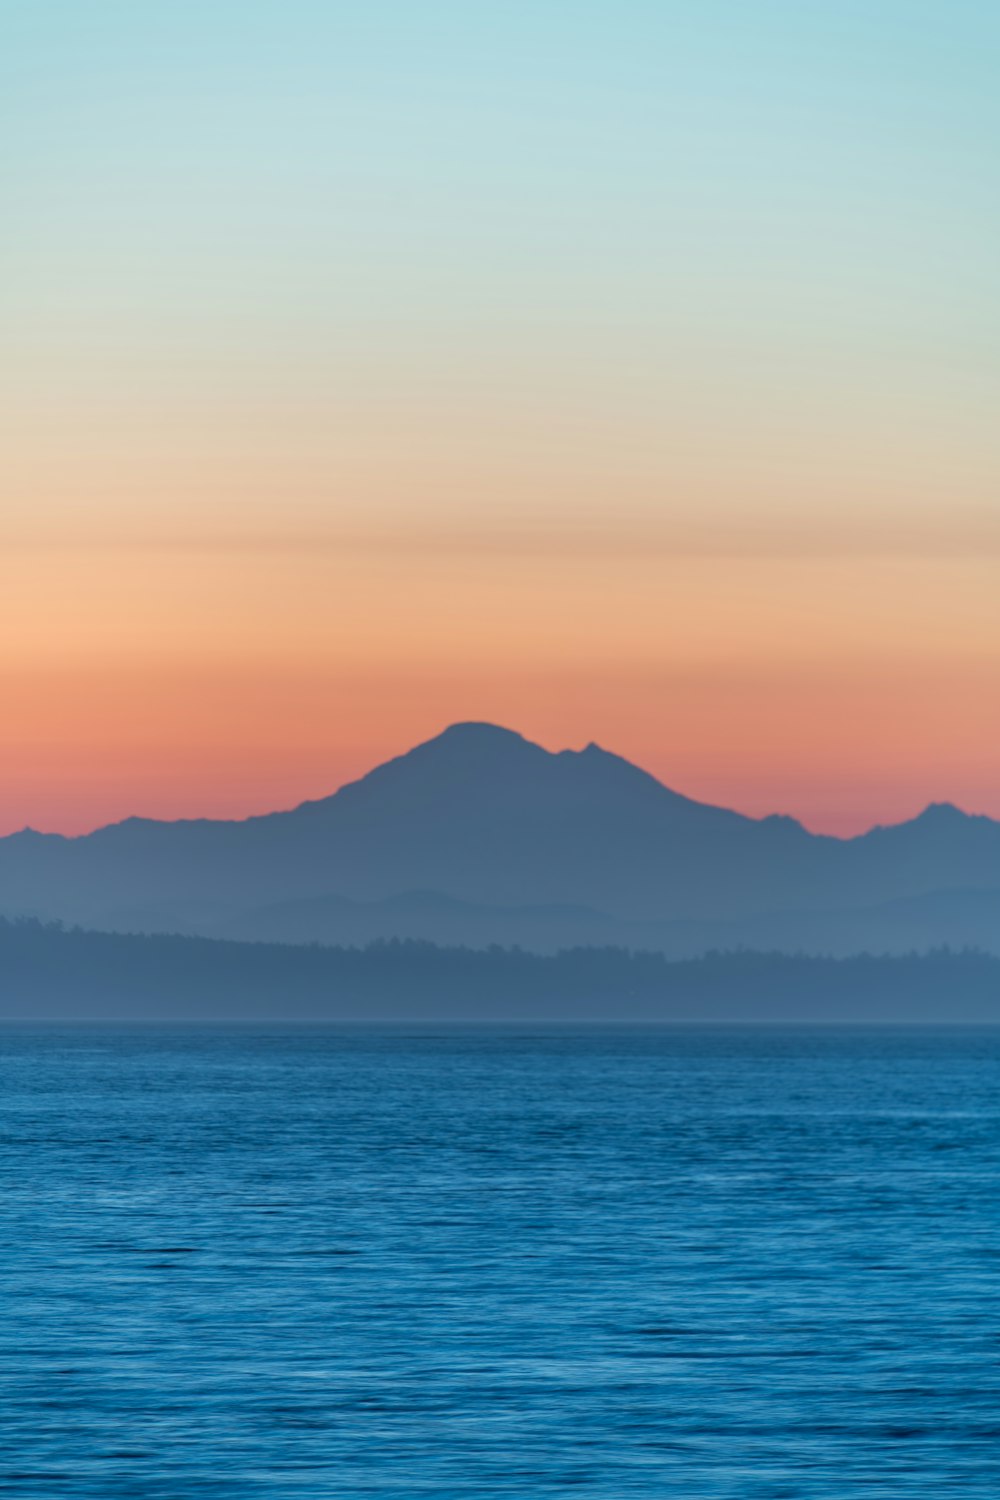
[2,1024,998,1497]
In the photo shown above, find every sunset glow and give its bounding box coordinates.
[4,1,998,836]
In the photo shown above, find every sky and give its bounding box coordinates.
[3,0,998,836]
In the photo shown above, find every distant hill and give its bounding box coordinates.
[1,918,998,1023]
[195,884,1000,959]
[1,722,998,956]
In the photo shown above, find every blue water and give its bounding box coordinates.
[1,1026,998,1497]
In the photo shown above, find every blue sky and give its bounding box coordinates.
[2,2,999,834]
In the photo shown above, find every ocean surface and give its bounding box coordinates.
[1,1025,998,1498]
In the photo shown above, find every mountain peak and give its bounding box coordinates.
[914,802,967,824]
[859,800,986,844]
[431,721,533,750]
[401,722,544,771]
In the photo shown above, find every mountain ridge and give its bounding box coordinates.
[0,722,997,952]
[4,722,984,842]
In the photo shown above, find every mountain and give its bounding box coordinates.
[201,884,1000,959]
[1,722,998,955]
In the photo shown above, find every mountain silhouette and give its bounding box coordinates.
[1,722,998,954]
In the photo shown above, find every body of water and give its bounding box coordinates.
[1,1025,998,1496]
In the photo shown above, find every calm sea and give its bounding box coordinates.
[1,1026,998,1497]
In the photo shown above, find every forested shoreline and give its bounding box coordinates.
[1,917,997,1022]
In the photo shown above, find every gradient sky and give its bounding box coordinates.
[3,0,998,835]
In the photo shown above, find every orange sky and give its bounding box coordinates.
[3,2,998,837]
[3,537,998,836]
